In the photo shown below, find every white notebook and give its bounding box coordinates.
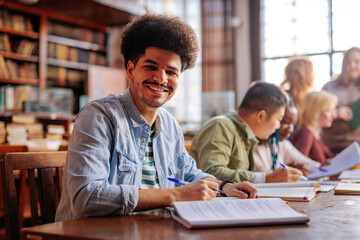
[171,198,309,229]
[254,182,320,202]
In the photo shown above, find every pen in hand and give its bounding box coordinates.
[167,177,223,194]
[279,162,308,181]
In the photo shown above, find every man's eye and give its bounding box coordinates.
[145,65,157,70]
[166,70,177,76]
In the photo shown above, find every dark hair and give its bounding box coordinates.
[335,47,360,88]
[121,14,200,72]
[239,81,288,117]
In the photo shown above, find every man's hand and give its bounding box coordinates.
[171,179,219,202]
[265,167,303,182]
[222,181,258,199]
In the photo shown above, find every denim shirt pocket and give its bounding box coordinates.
[167,154,187,179]
[116,151,137,184]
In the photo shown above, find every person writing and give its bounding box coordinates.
[322,47,360,153]
[253,98,321,175]
[190,82,304,183]
[55,14,257,221]
[291,91,338,164]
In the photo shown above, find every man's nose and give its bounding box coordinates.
[153,69,167,84]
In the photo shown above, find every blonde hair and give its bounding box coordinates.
[300,91,338,129]
[281,57,314,108]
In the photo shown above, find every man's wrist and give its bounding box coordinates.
[219,179,234,197]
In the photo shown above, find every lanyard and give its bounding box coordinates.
[269,130,279,170]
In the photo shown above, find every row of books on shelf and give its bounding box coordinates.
[0,33,38,56]
[47,66,86,86]
[0,85,73,114]
[0,115,71,147]
[0,9,34,32]
[48,42,106,65]
[0,56,38,79]
[47,20,105,45]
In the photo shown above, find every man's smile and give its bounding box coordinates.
[143,82,173,92]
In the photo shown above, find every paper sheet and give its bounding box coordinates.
[306,142,360,179]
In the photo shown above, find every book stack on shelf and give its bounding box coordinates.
[0,9,34,32]
[6,123,27,145]
[46,124,65,140]
[0,8,39,84]
[0,121,5,144]
[26,122,44,139]
[46,20,106,89]
[0,1,131,115]
[1,85,38,112]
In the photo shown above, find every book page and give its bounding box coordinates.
[172,198,307,222]
[339,170,360,179]
[307,142,360,179]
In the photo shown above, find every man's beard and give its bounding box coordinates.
[132,80,173,108]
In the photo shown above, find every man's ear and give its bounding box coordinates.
[126,61,134,81]
[255,109,267,123]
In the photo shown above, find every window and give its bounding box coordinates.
[144,0,202,123]
[261,0,360,90]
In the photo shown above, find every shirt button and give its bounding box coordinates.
[142,139,146,144]
[145,125,149,129]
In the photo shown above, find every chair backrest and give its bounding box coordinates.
[0,151,67,240]
[0,145,29,221]
[0,145,28,156]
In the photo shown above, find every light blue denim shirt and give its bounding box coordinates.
[55,89,213,221]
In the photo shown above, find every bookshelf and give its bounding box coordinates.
[0,0,137,114]
[0,0,141,146]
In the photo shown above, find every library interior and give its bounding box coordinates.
[0,0,360,239]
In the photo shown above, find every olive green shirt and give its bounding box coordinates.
[190,110,259,182]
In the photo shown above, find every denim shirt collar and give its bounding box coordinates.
[118,88,161,137]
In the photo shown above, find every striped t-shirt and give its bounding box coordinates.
[140,130,160,189]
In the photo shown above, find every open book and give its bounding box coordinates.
[254,181,320,202]
[306,142,360,180]
[171,198,309,229]
[334,181,360,195]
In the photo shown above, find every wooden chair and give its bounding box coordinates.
[0,145,29,220]
[0,151,67,240]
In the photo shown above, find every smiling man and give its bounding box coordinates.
[190,81,304,183]
[55,14,257,221]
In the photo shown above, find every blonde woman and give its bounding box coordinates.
[322,47,360,153]
[291,91,338,164]
[281,57,314,109]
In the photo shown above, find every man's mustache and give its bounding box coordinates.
[143,81,173,91]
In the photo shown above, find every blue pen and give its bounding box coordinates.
[167,177,223,194]
[319,168,328,172]
[279,162,308,181]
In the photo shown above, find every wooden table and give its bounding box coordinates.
[21,191,360,240]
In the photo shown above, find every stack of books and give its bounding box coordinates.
[0,121,5,144]
[46,124,65,140]
[6,123,27,145]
